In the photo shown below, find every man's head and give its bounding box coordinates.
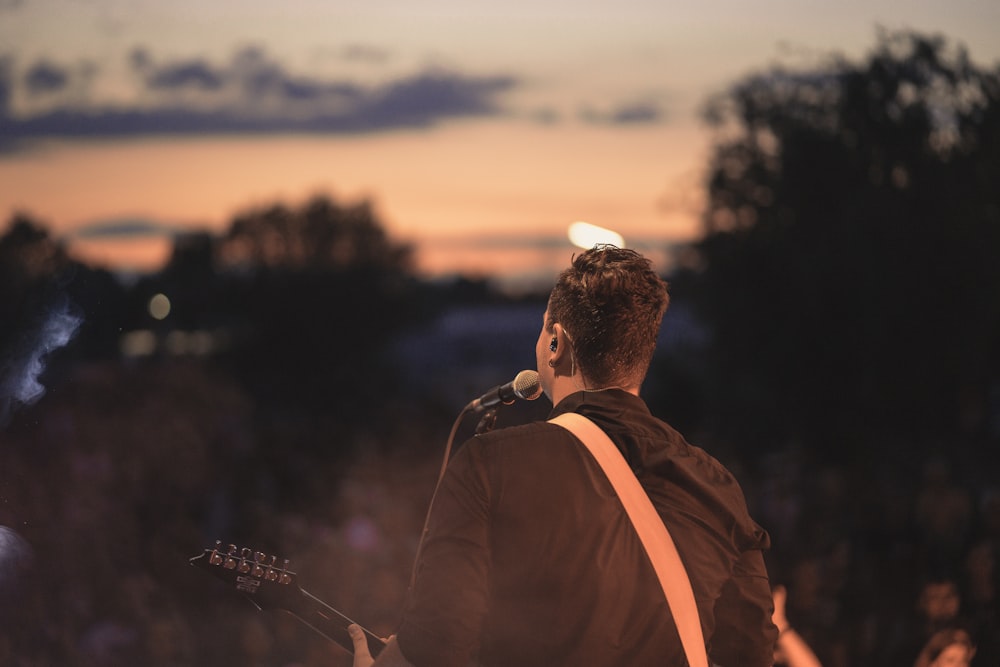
[539,245,668,394]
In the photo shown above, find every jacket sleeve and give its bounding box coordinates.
[395,440,491,667]
[709,543,779,667]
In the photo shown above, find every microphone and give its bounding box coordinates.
[469,370,542,412]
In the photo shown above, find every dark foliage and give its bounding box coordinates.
[685,30,1000,453]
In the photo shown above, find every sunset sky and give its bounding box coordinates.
[2,0,998,285]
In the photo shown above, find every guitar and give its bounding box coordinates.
[190,541,386,658]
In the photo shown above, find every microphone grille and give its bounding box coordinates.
[512,370,542,401]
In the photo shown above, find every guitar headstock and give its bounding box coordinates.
[190,541,301,612]
[191,540,387,657]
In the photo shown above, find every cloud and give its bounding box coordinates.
[0,57,16,152]
[0,56,11,110]
[132,50,225,92]
[357,69,517,128]
[65,218,189,240]
[579,100,666,125]
[430,234,569,250]
[338,44,392,64]
[24,60,72,94]
[0,46,518,152]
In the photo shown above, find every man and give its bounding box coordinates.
[350,245,778,666]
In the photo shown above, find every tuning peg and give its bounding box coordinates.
[209,541,224,565]
[265,555,279,581]
[235,547,250,572]
[224,544,239,569]
[279,559,292,585]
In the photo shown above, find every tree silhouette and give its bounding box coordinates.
[684,30,1000,451]
[145,196,427,440]
[217,196,413,273]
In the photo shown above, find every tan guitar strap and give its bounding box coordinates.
[549,412,709,667]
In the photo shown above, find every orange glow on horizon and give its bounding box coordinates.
[65,237,175,274]
[3,119,707,279]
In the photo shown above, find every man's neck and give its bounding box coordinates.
[549,374,639,406]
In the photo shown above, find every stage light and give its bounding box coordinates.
[568,221,625,250]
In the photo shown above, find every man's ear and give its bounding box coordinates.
[550,323,572,366]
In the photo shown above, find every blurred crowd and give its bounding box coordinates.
[1,359,998,666]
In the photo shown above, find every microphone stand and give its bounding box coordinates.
[409,402,480,589]
[474,407,499,435]
[409,378,536,588]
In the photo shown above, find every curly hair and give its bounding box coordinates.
[546,245,669,389]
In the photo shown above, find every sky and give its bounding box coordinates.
[2,0,999,285]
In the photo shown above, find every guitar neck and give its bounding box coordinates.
[189,544,386,658]
[286,586,386,657]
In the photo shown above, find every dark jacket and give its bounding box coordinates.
[397,389,778,666]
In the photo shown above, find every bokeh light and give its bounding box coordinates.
[568,221,626,250]
[148,293,171,320]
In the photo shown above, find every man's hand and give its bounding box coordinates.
[348,626,415,667]
[349,624,376,667]
[771,585,790,634]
